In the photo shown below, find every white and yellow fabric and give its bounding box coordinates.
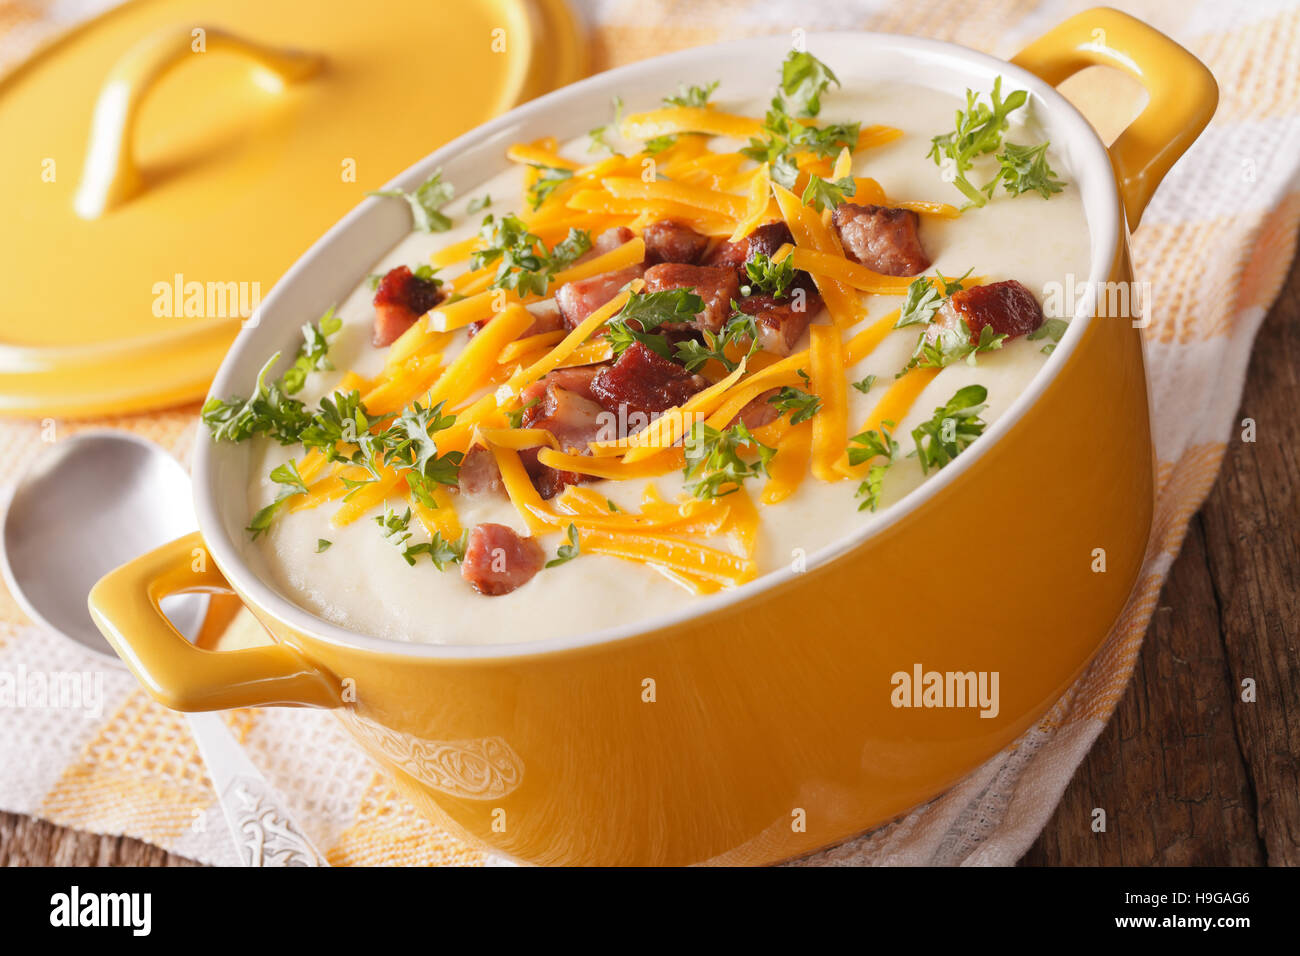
[1,0,1297,865]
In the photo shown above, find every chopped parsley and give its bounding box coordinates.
[505,396,540,429]
[738,53,855,187]
[545,523,581,568]
[741,253,796,298]
[247,459,309,539]
[663,80,719,108]
[927,78,1064,209]
[682,422,775,499]
[403,530,468,570]
[909,385,989,474]
[281,307,343,395]
[992,142,1066,200]
[904,321,1007,373]
[368,169,455,232]
[851,374,877,394]
[847,421,899,512]
[315,539,332,553]
[605,289,704,358]
[674,310,758,373]
[1027,317,1069,354]
[527,165,574,211]
[644,134,678,155]
[894,270,971,329]
[780,50,840,117]
[379,401,463,508]
[471,215,591,297]
[467,194,492,213]
[202,353,311,445]
[374,506,414,548]
[588,95,625,154]
[800,173,856,212]
[768,378,822,424]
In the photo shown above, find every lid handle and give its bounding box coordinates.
[74,25,324,220]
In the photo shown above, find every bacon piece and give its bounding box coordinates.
[736,292,822,356]
[831,204,929,277]
[457,445,504,497]
[460,523,546,596]
[930,280,1044,344]
[642,263,740,333]
[585,226,636,260]
[732,387,781,429]
[371,265,445,347]
[520,366,610,453]
[517,368,609,500]
[555,265,645,330]
[742,221,795,263]
[703,221,792,270]
[590,341,709,425]
[641,220,709,265]
[702,237,747,270]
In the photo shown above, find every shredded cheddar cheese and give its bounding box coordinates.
[809,324,848,481]
[281,81,983,599]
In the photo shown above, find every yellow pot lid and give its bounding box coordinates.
[0,0,586,419]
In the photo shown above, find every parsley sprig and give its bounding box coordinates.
[768,369,822,424]
[403,530,469,570]
[910,385,989,474]
[368,169,455,232]
[203,303,347,440]
[202,353,311,445]
[927,78,1065,209]
[663,81,719,108]
[741,253,796,298]
[588,95,625,154]
[801,173,856,212]
[545,524,581,568]
[674,310,759,373]
[904,321,1007,374]
[375,507,468,569]
[605,289,704,359]
[847,421,899,512]
[526,165,574,211]
[1027,317,1068,354]
[281,306,343,394]
[894,271,972,329]
[780,51,840,117]
[247,460,309,538]
[739,52,856,189]
[683,422,775,499]
[471,215,591,297]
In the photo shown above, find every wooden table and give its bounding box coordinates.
[3,255,1297,867]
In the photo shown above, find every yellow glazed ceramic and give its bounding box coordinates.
[90,9,1217,866]
[0,0,586,419]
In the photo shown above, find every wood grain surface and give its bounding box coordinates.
[2,252,1297,868]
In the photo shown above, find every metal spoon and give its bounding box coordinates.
[0,430,326,866]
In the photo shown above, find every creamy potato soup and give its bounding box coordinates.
[206,54,1090,644]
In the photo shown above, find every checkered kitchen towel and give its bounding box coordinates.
[1,0,1297,866]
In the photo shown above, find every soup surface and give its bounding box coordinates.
[217,58,1091,644]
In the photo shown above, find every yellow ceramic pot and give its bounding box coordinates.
[90,9,1216,865]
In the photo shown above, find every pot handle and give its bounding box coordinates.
[74,25,324,220]
[89,532,340,711]
[1011,6,1217,230]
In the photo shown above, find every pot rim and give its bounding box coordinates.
[193,30,1123,661]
